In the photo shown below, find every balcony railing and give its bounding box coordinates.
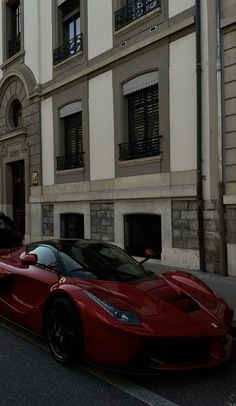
[115,0,160,31]
[56,152,84,171]
[118,136,161,161]
[53,33,82,65]
[8,33,21,58]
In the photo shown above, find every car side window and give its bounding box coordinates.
[29,246,58,270]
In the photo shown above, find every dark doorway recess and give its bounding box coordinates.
[11,160,25,236]
[124,213,162,259]
[60,213,84,238]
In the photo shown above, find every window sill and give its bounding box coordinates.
[115,7,161,37]
[0,50,25,70]
[118,154,161,166]
[56,167,84,175]
[53,50,83,69]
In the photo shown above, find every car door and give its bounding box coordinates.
[0,246,61,333]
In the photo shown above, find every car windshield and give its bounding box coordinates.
[59,241,152,281]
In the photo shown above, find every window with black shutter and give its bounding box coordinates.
[64,112,82,155]
[119,81,160,161]
[128,84,159,142]
[56,111,84,171]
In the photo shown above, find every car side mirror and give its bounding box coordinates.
[139,248,155,265]
[144,248,154,257]
[21,253,38,266]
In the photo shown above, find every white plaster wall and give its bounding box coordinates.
[38,0,53,83]
[41,98,54,186]
[87,0,113,60]
[170,33,197,172]
[24,0,52,84]
[89,70,115,180]
[114,199,199,269]
[30,203,42,241]
[24,0,39,82]
[168,0,195,18]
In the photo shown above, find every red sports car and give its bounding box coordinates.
[0,214,233,372]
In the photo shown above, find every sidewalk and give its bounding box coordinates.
[144,262,236,328]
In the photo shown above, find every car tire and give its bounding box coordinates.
[45,296,83,365]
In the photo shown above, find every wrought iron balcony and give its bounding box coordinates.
[56,152,84,171]
[8,33,21,58]
[118,136,161,161]
[115,0,160,31]
[53,33,82,65]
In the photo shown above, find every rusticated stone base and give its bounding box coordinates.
[172,200,220,273]
[226,207,236,244]
[91,202,114,241]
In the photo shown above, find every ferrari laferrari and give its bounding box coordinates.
[0,213,233,372]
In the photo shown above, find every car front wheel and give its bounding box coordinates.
[45,297,83,365]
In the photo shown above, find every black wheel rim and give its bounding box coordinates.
[47,303,76,361]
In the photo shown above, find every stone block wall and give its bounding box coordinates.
[91,202,114,241]
[172,200,199,250]
[226,207,236,243]
[172,200,220,273]
[203,200,220,273]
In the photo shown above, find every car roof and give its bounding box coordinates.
[27,239,114,251]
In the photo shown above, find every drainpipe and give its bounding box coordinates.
[216,0,227,275]
[196,0,205,272]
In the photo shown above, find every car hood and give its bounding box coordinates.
[73,270,233,336]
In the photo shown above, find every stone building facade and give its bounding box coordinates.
[0,0,235,275]
[221,1,236,274]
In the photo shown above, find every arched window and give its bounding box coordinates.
[9,99,22,128]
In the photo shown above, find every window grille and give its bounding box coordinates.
[61,213,84,238]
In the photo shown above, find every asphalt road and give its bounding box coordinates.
[0,318,235,406]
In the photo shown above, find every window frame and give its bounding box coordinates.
[56,103,84,171]
[115,0,160,31]
[126,83,159,143]
[53,0,81,65]
[5,0,22,59]
[119,72,160,161]
[60,213,84,239]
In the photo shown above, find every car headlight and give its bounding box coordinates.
[84,290,140,325]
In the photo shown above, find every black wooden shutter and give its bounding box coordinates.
[127,84,159,143]
[64,112,83,156]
